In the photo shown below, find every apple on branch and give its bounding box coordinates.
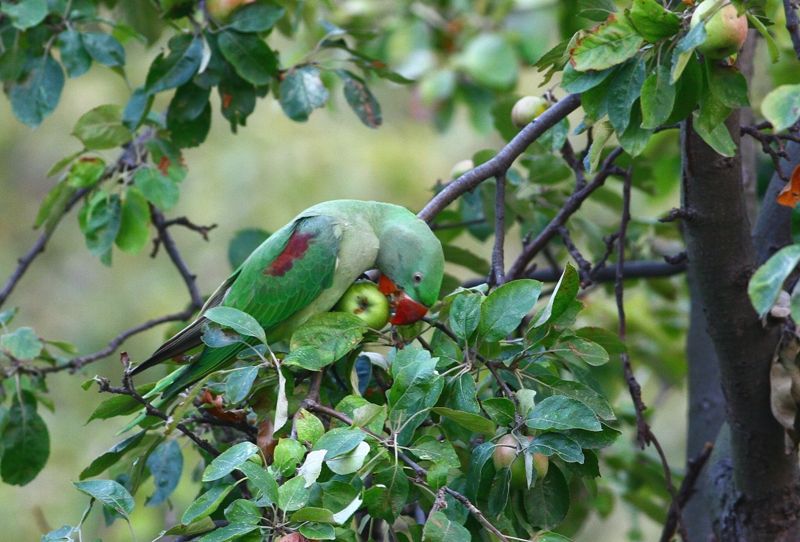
[334,280,391,329]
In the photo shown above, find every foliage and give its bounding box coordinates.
[3,0,800,540]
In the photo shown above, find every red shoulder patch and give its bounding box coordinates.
[264,231,314,277]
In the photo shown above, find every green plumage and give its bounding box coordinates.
[133,200,444,401]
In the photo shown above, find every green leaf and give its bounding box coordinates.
[479,279,543,342]
[79,431,148,480]
[465,441,495,500]
[709,64,749,109]
[555,337,609,366]
[561,64,614,94]
[146,439,183,506]
[34,180,76,234]
[488,467,511,517]
[607,57,645,135]
[218,30,277,86]
[146,34,203,94]
[67,157,106,188]
[570,17,643,72]
[0,308,18,326]
[58,30,91,77]
[448,291,483,342]
[133,167,179,211]
[284,312,368,370]
[203,441,260,482]
[337,70,382,128]
[584,120,614,173]
[296,409,325,445]
[640,64,675,130]
[73,480,134,517]
[670,23,705,84]
[747,12,779,63]
[197,523,258,542]
[78,192,122,263]
[312,427,366,460]
[364,466,408,521]
[533,263,580,327]
[279,65,329,122]
[627,0,681,42]
[278,476,310,511]
[72,104,132,150]
[433,407,496,436]
[224,366,258,404]
[562,425,620,449]
[229,2,285,32]
[483,397,516,426]
[182,485,235,524]
[762,84,800,133]
[299,524,335,540]
[531,375,615,421]
[526,395,602,432]
[274,438,305,476]
[291,507,336,523]
[8,54,64,127]
[423,511,471,541]
[1,0,47,29]
[410,435,460,467]
[619,102,651,157]
[203,306,266,344]
[1,397,49,485]
[529,433,584,463]
[115,188,151,253]
[523,465,570,529]
[237,461,278,506]
[82,32,125,67]
[749,245,800,318]
[41,525,75,542]
[692,111,736,157]
[575,326,626,356]
[0,327,42,360]
[387,347,444,445]
[164,517,216,537]
[326,441,370,475]
[224,499,261,525]
[458,34,518,90]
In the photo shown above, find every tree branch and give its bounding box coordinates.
[151,208,205,308]
[417,93,581,222]
[784,0,800,61]
[506,147,625,280]
[660,442,714,542]
[491,173,507,285]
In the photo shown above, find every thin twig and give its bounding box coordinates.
[557,226,592,284]
[491,172,507,285]
[151,208,204,308]
[506,148,625,279]
[660,443,714,542]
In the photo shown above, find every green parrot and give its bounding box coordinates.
[131,200,444,396]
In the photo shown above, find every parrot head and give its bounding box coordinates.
[376,217,444,325]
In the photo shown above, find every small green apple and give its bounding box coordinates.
[334,281,390,329]
[493,434,549,490]
[511,96,549,128]
[206,0,255,21]
[690,1,748,59]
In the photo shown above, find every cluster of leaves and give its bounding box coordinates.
[51,263,621,541]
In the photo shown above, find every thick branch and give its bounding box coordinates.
[417,93,581,222]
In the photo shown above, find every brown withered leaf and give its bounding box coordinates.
[776,165,800,207]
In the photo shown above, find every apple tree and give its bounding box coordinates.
[1,0,800,541]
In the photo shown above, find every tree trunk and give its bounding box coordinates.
[681,114,800,540]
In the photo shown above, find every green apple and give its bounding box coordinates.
[334,281,390,329]
[449,159,474,180]
[690,1,748,59]
[207,0,255,21]
[493,434,549,490]
[511,96,549,128]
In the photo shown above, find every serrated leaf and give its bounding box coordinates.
[278,476,310,511]
[73,480,134,517]
[237,461,278,506]
[570,17,643,72]
[526,395,601,432]
[479,279,542,342]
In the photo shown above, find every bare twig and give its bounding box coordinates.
[506,148,625,279]
[151,208,205,308]
[557,226,592,283]
[418,93,581,222]
[660,443,714,542]
[615,170,685,541]
[491,173,507,285]
[161,216,218,240]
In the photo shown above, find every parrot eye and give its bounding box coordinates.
[413,272,423,284]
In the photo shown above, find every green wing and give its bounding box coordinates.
[136,214,341,396]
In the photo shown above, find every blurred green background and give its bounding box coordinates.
[0,6,694,542]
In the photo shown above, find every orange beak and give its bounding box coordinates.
[378,274,429,325]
